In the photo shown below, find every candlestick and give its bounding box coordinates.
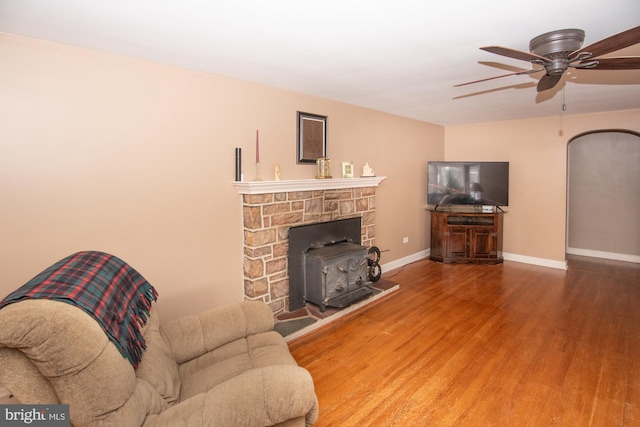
[253,162,262,181]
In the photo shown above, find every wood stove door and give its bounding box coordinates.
[323,251,368,299]
[325,261,349,300]
[347,257,368,292]
[304,243,369,310]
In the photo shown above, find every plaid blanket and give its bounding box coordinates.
[0,251,158,368]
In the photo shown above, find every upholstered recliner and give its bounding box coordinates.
[0,252,318,426]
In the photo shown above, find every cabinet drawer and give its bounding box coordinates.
[447,215,495,226]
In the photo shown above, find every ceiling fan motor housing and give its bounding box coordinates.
[529,29,586,75]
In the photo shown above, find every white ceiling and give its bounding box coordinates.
[1,0,639,126]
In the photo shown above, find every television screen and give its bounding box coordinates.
[428,161,509,207]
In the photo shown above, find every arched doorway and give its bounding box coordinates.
[566,130,640,263]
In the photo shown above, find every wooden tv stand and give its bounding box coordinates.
[430,210,504,264]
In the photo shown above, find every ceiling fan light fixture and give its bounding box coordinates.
[529,29,585,57]
[547,58,571,75]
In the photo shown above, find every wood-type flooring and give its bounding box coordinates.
[288,256,640,426]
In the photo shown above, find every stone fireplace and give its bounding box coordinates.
[233,177,385,315]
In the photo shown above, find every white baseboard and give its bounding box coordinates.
[381,249,568,271]
[566,247,640,264]
[380,249,430,273]
[503,253,567,270]
[380,248,638,272]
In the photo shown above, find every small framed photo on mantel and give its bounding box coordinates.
[297,112,327,164]
[342,161,354,178]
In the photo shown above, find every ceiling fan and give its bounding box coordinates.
[456,25,640,92]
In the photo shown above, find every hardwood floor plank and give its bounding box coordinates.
[289,258,640,426]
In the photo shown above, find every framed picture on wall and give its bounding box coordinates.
[297,112,327,163]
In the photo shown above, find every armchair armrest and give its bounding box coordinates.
[161,301,275,364]
[143,365,319,427]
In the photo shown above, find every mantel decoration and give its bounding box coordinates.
[297,111,327,164]
[342,161,354,178]
[362,162,375,177]
[315,157,331,179]
[254,129,261,181]
[234,147,242,181]
[274,163,281,181]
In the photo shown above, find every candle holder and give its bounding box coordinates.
[253,162,262,181]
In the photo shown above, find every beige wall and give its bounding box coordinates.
[0,33,443,321]
[445,109,640,262]
[3,33,636,321]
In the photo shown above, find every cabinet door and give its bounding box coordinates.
[445,227,468,259]
[430,213,445,259]
[469,227,495,258]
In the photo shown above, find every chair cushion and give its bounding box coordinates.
[178,331,296,401]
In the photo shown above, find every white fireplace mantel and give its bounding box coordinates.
[232,176,386,195]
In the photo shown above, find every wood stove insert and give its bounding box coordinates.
[288,218,378,312]
[304,242,371,312]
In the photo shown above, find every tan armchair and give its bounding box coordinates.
[0,298,318,426]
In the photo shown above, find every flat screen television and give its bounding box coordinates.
[428,161,509,208]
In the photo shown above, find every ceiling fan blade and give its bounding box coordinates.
[571,25,640,59]
[582,56,640,70]
[454,68,543,87]
[481,46,550,63]
[537,74,562,92]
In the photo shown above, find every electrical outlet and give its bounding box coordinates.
[402,237,409,244]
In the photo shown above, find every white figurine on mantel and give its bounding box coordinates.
[362,162,375,177]
[274,163,281,181]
